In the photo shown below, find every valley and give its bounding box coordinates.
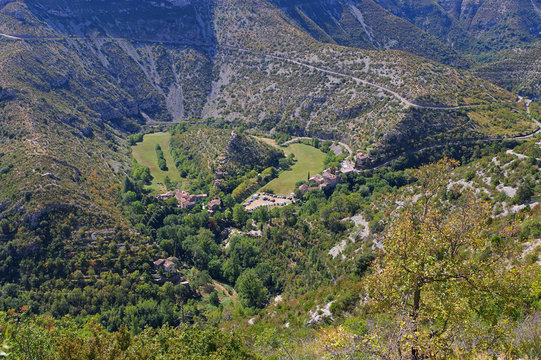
[0,0,540,358]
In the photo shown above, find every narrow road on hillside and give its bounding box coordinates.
[0,33,22,40]
[220,44,481,111]
[0,31,523,113]
[0,32,481,111]
[3,31,539,158]
[0,32,213,47]
[370,117,541,170]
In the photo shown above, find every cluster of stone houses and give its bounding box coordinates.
[156,189,223,212]
[152,256,191,285]
[156,191,176,201]
[153,257,178,273]
[152,256,181,284]
[157,150,372,210]
[156,189,208,209]
[299,168,343,196]
[177,191,208,209]
[207,198,222,213]
[297,151,371,196]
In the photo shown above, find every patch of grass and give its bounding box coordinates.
[261,142,326,195]
[131,132,180,190]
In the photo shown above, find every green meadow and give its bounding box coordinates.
[260,140,326,195]
[131,132,180,190]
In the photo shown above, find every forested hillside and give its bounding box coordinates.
[0,0,540,358]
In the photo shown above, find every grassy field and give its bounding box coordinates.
[131,132,180,191]
[260,140,326,195]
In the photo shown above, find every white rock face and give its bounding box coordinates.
[308,301,334,325]
[329,240,347,259]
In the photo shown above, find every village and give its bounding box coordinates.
[155,150,370,212]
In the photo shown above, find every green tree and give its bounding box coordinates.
[122,176,133,193]
[209,291,220,307]
[278,158,291,170]
[362,159,535,358]
[232,204,248,228]
[0,219,9,235]
[236,268,267,309]
[514,178,535,204]
[122,191,137,204]
[132,162,152,184]
[155,144,168,171]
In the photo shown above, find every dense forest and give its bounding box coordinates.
[1,123,539,358]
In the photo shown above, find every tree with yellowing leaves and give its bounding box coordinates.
[362,159,536,359]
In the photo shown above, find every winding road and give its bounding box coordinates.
[2,31,539,167]
[219,44,480,111]
[369,117,541,170]
[0,33,22,40]
[1,31,481,111]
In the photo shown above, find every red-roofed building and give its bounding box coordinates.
[299,183,309,196]
[208,199,222,212]
[175,190,208,209]
[156,191,175,201]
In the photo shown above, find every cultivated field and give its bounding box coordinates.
[131,132,180,190]
[260,141,326,195]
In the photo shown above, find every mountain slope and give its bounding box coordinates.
[0,1,212,225]
[269,0,541,61]
[441,0,541,48]
[376,0,541,52]
[269,0,471,67]
[208,0,536,149]
[475,42,541,98]
[21,0,215,44]
[0,0,537,227]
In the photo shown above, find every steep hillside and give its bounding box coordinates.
[0,0,214,224]
[207,0,537,151]
[0,0,537,227]
[22,0,215,44]
[475,43,541,98]
[0,2,539,356]
[269,0,541,61]
[439,0,541,49]
[376,0,541,53]
[269,0,471,67]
